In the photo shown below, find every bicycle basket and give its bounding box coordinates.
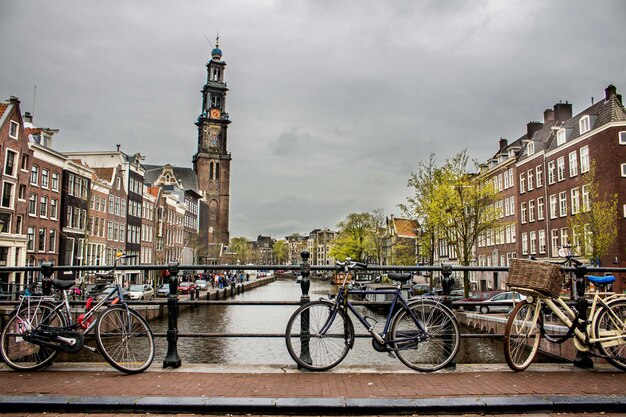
[506,258,565,297]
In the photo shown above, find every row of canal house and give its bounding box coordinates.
[0,96,208,294]
[471,84,626,294]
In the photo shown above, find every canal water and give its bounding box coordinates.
[150,279,513,366]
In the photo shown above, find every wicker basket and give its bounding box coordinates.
[507,258,565,297]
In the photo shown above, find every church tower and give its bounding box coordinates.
[193,37,231,246]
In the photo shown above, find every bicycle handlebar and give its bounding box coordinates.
[336,259,368,271]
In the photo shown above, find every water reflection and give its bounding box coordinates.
[151,279,542,365]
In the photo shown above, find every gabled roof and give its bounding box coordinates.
[143,164,200,194]
[390,217,419,239]
[92,167,115,183]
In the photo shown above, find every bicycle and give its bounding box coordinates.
[285,259,460,371]
[0,253,155,374]
[504,254,626,372]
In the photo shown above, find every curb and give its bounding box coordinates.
[2,394,626,415]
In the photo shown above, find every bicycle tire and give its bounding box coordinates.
[390,299,460,371]
[593,298,626,371]
[504,299,542,371]
[285,300,354,371]
[95,306,155,374]
[0,302,65,371]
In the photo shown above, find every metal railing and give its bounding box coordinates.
[1,251,625,368]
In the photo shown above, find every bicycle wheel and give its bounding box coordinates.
[285,300,354,371]
[0,302,65,371]
[593,299,626,371]
[95,306,155,374]
[390,299,460,372]
[504,299,542,371]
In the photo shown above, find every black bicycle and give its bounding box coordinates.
[0,254,155,374]
[285,259,460,371]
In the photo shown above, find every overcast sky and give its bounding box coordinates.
[1,1,625,240]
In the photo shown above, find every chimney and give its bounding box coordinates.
[499,138,508,150]
[526,121,543,138]
[554,101,573,122]
[544,108,555,123]
[605,84,617,100]
[23,112,33,124]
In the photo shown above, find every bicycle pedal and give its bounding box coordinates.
[387,351,396,359]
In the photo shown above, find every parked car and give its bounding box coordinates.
[85,283,108,298]
[177,281,196,294]
[195,279,207,291]
[453,290,503,310]
[477,291,526,314]
[156,284,170,297]
[420,289,469,302]
[128,284,154,300]
[95,285,130,301]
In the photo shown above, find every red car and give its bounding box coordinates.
[452,290,503,311]
[177,281,196,294]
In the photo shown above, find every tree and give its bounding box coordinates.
[272,240,289,265]
[330,212,376,262]
[370,209,387,265]
[228,237,251,264]
[413,151,499,296]
[568,162,618,265]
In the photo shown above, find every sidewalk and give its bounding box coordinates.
[1,362,625,415]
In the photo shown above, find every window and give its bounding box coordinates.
[580,146,590,173]
[569,151,578,177]
[556,128,566,145]
[521,233,528,255]
[51,172,59,191]
[571,188,580,214]
[38,228,46,252]
[527,141,535,155]
[536,165,543,187]
[620,131,626,145]
[538,230,546,254]
[1,182,14,208]
[528,199,535,222]
[527,169,534,190]
[530,231,537,254]
[550,194,558,219]
[18,184,25,200]
[547,161,556,184]
[579,115,590,134]
[557,156,565,181]
[9,121,19,139]
[29,194,37,215]
[109,195,114,214]
[520,202,527,224]
[49,229,56,252]
[559,191,567,217]
[41,169,49,188]
[39,196,48,217]
[551,229,559,256]
[30,165,39,185]
[4,150,17,176]
[116,177,121,190]
[561,228,569,247]
[67,173,75,196]
[519,173,526,193]
[50,199,58,219]
[621,163,626,177]
[21,154,29,171]
[582,184,591,212]
[27,227,35,251]
[537,197,545,220]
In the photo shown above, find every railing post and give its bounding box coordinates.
[163,260,181,369]
[40,262,54,296]
[573,264,593,369]
[298,250,312,367]
[440,263,456,369]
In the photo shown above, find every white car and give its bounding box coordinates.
[195,279,207,290]
[128,284,154,300]
[478,291,526,314]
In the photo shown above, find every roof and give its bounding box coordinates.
[92,167,115,183]
[143,164,200,194]
[391,218,419,239]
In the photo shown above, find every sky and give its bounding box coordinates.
[1,0,625,240]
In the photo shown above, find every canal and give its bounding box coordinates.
[150,278,518,366]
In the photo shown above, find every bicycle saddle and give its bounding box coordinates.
[387,273,412,283]
[51,279,77,290]
[587,275,615,285]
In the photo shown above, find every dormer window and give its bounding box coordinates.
[556,129,566,146]
[527,142,535,155]
[9,121,19,139]
[579,115,590,134]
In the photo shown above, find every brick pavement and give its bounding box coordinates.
[1,363,625,414]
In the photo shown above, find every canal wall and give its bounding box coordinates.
[456,311,608,366]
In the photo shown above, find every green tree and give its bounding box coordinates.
[330,212,376,262]
[568,162,618,264]
[229,237,251,264]
[272,240,289,265]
